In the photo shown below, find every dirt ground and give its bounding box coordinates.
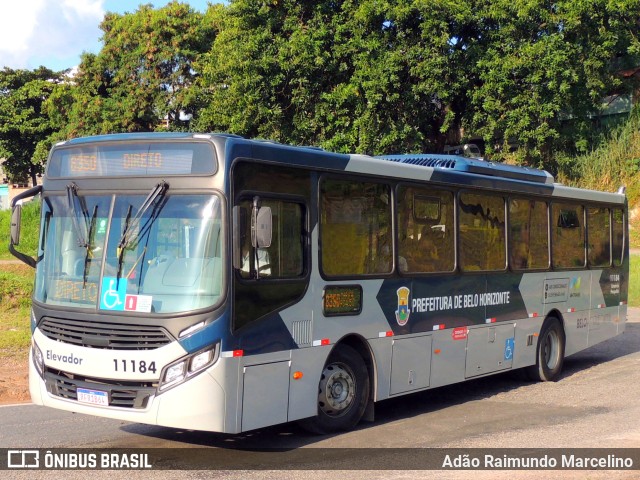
[0,353,30,405]
[0,259,33,405]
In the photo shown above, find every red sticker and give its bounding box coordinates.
[124,295,138,311]
[452,327,468,341]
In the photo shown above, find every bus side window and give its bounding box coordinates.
[459,192,506,271]
[509,198,549,270]
[397,186,454,273]
[552,203,585,268]
[320,179,392,276]
[235,198,304,280]
[612,208,625,266]
[588,207,611,267]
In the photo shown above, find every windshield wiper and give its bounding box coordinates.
[66,183,89,247]
[118,181,169,253]
[116,181,169,280]
[82,205,98,287]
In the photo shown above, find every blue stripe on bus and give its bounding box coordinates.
[178,313,230,353]
[178,311,300,356]
[236,313,299,355]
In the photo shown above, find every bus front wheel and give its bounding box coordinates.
[299,344,370,434]
[526,316,565,382]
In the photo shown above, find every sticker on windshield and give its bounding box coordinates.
[97,218,107,235]
[124,294,153,313]
[100,277,127,311]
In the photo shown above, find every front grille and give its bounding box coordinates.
[45,369,156,409]
[39,317,173,350]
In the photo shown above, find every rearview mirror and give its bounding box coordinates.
[10,204,22,246]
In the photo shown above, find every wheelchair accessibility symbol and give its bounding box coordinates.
[504,337,515,361]
[100,277,127,311]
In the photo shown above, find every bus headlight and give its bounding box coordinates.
[189,350,213,372]
[159,343,220,393]
[164,362,187,388]
[32,342,44,379]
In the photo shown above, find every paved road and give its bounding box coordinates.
[2,310,640,480]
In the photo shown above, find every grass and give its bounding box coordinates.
[555,107,640,197]
[0,264,34,358]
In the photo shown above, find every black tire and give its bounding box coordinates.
[526,316,566,382]
[298,344,370,434]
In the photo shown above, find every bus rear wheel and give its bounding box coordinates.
[526,316,565,382]
[299,344,370,434]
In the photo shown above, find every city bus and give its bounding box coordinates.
[9,132,628,434]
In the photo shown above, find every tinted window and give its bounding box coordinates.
[552,203,585,268]
[459,192,506,271]
[397,186,454,273]
[612,208,625,267]
[509,198,549,270]
[232,161,311,331]
[236,199,304,279]
[321,179,391,276]
[588,207,611,267]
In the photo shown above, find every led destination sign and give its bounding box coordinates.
[68,152,165,173]
[323,286,363,316]
[47,141,216,178]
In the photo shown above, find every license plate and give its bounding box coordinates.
[77,388,109,406]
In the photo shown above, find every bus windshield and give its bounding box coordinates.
[35,193,223,314]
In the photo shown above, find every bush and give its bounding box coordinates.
[556,105,640,199]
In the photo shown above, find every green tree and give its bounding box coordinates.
[194,1,331,143]
[196,0,640,162]
[469,0,640,168]
[63,1,216,137]
[0,67,65,185]
[195,0,468,154]
[9,0,637,172]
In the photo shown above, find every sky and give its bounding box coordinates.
[0,0,213,72]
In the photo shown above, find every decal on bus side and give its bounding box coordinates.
[395,287,410,325]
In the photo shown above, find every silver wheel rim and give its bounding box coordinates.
[318,362,356,417]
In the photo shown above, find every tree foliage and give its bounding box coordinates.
[194,0,640,166]
[470,0,640,168]
[194,0,478,154]
[0,67,65,185]
[62,2,216,137]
